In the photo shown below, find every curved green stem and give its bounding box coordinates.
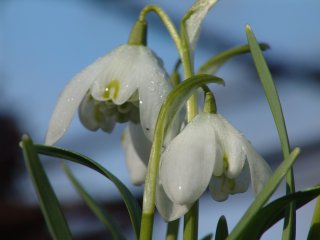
[139,5,183,59]
[183,202,199,240]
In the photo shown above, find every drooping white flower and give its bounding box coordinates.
[45,44,172,145]
[158,112,272,221]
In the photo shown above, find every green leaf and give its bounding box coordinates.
[242,185,320,239]
[215,215,228,240]
[35,144,141,240]
[21,135,72,240]
[245,25,295,240]
[228,148,300,240]
[308,196,320,240]
[63,163,125,240]
[198,43,269,75]
[201,233,213,240]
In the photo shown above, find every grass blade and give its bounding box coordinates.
[246,25,295,240]
[198,43,269,75]
[307,196,320,240]
[21,135,72,240]
[35,144,141,240]
[215,215,228,240]
[228,148,300,240]
[242,185,320,239]
[63,163,125,240]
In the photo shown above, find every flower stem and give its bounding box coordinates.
[166,219,180,240]
[139,5,183,59]
[179,12,200,240]
[139,212,154,240]
[183,201,199,240]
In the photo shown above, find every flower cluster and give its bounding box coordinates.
[45,0,272,223]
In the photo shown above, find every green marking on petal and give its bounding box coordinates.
[103,80,120,100]
[223,154,229,171]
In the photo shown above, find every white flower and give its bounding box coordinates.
[158,112,272,221]
[121,122,151,185]
[45,44,172,145]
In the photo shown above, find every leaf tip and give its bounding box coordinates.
[245,24,252,32]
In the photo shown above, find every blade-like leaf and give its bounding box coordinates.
[215,215,228,240]
[228,148,300,240]
[198,43,269,75]
[246,25,295,240]
[201,233,213,240]
[242,185,320,239]
[63,163,125,240]
[35,144,141,240]
[21,135,72,240]
[307,196,320,240]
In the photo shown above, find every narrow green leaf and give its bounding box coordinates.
[198,43,269,75]
[21,135,72,240]
[228,148,300,240]
[242,185,320,239]
[245,25,295,240]
[307,196,320,240]
[63,163,125,240]
[35,144,141,240]
[215,215,228,240]
[166,218,180,240]
[201,233,213,240]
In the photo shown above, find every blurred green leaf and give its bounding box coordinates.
[63,163,125,240]
[201,233,213,240]
[228,148,300,240]
[246,25,295,240]
[35,144,141,240]
[242,185,320,239]
[198,43,269,75]
[21,135,72,240]
[307,196,320,240]
[215,215,228,240]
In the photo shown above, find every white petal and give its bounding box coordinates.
[231,160,250,194]
[212,114,246,178]
[155,179,192,222]
[91,45,141,105]
[137,49,172,141]
[78,93,100,131]
[244,143,272,195]
[128,122,151,165]
[208,176,229,202]
[186,0,219,52]
[159,113,218,205]
[121,128,147,185]
[45,53,111,145]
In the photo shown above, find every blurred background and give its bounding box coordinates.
[1,0,320,239]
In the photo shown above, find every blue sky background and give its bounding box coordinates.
[2,0,320,239]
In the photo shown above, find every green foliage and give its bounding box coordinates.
[63,163,126,240]
[35,144,141,240]
[228,148,300,240]
[21,135,72,240]
[215,215,228,240]
[246,25,296,240]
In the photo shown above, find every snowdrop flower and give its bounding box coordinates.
[45,43,172,145]
[158,112,272,220]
